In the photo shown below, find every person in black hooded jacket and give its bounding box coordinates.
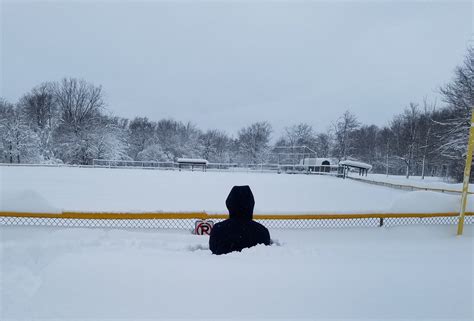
[209,185,271,255]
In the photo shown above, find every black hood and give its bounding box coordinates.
[226,185,255,220]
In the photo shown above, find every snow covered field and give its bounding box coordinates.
[1,166,471,214]
[1,225,472,320]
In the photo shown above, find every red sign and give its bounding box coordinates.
[194,220,214,235]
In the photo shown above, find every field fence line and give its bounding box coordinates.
[346,175,471,195]
[0,212,472,230]
[0,161,342,176]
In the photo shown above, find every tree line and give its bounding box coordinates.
[1,48,472,181]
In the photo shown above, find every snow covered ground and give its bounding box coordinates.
[1,166,471,214]
[362,173,462,191]
[1,225,472,320]
[1,167,473,320]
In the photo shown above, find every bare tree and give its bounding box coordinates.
[53,78,104,132]
[375,127,393,176]
[284,123,315,147]
[419,98,436,179]
[19,82,57,130]
[315,132,331,158]
[52,78,109,164]
[352,124,379,165]
[390,103,420,178]
[332,110,359,161]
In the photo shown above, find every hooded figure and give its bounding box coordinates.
[209,185,271,255]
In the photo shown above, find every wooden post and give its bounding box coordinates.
[457,108,474,235]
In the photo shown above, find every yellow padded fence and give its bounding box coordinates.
[0,211,473,220]
[0,211,472,230]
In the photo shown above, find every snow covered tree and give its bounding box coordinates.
[53,78,104,131]
[437,47,474,181]
[237,121,272,164]
[136,144,167,162]
[52,78,106,164]
[0,100,42,163]
[155,119,203,161]
[90,116,130,161]
[18,82,59,161]
[127,117,156,160]
[199,129,232,163]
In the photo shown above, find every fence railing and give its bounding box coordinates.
[1,211,472,230]
[0,161,341,176]
[92,159,343,175]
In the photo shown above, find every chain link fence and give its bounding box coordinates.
[1,214,472,230]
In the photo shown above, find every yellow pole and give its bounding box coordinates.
[457,108,474,235]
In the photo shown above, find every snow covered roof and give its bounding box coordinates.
[339,160,372,170]
[177,158,209,164]
[299,158,332,166]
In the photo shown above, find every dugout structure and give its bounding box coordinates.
[339,160,373,178]
[177,158,209,172]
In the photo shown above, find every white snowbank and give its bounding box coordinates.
[1,225,472,320]
[1,189,61,213]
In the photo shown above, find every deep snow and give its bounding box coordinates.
[1,167,473,320]
[1,166,470,214]
[1,225,472,320]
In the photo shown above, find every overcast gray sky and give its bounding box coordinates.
[1,0,472,137]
